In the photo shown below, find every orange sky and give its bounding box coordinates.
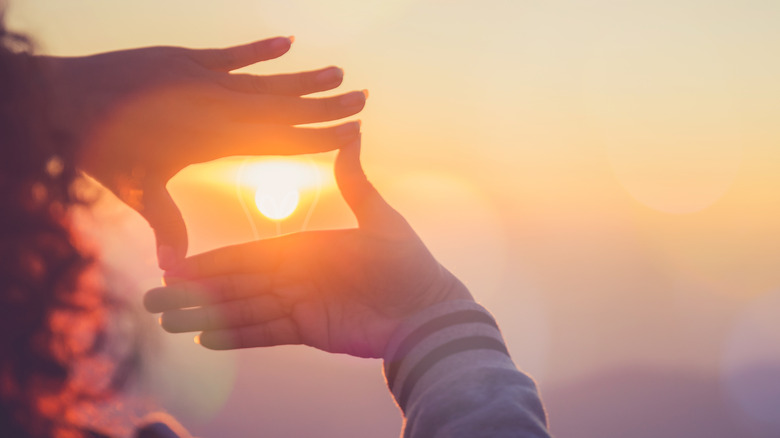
[8,0,780,436]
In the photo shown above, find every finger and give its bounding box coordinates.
[187,36,293,72]
[334,137,410,233]
[212,120,361,158]
[196,318,301,350]
[160,294,286,333]
[219,66,344,96]
[142,183,188,270]
[220,89,368,125]
[144,274,273,313]
[164,233,301,280]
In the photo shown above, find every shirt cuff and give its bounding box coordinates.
[383,299,516,411]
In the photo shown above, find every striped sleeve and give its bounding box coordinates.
[383,300,550,438]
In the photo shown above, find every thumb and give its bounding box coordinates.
[141,182,188,270]
[334,136,407,233]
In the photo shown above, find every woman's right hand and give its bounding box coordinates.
[46,36,366,268]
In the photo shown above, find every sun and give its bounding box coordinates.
[240,158,322,221]
[255,186,299,220]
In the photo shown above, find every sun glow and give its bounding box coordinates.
[239,159,322,221]
[255,186,299,220]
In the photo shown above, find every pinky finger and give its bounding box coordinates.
[196,318,301,350]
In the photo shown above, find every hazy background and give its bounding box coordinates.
[7,0,780,436]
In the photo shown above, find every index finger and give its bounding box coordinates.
[186,36,293,72]
[144,273,273,313]
[163,234,293,281]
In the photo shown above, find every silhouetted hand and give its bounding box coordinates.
[47,37,365,269]
[143,139,473,358]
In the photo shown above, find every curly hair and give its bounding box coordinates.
[0,19,123,438]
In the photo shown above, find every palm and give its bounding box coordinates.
[278,228,447,357]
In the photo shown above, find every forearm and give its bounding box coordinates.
[383,300,550,438]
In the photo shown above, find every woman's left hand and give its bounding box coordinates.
[143,139,472,358]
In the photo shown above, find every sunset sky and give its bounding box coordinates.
[7,0,780,436]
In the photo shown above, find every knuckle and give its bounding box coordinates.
[227,275,239,299]
[250,42,265,62]
[212,249,235,271]
[206,306,220,330]
[213,276,232,302]
[160,311,179,332]
[325,96,342,115]
[297,73,310,92]
[271,95,294,114]
[238,301,255,326]
[251,76,268,93]
[194,255,208,277]
[179,285,194,308]
[217,49,237,69]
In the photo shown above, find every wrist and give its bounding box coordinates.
[435,267,474,303]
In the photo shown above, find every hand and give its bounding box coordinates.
[143,139,473,358]
[46,37,365,268]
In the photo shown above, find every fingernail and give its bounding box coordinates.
[315,67,343,86]
[340,91,367,109]
[362,89,369,99]
[157,245,176,270]
[194,335,201,345]
[335,121,361,142]
[271,36,292,51]
[288,35,295,43]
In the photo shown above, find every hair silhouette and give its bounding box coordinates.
[0,19,134,438]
